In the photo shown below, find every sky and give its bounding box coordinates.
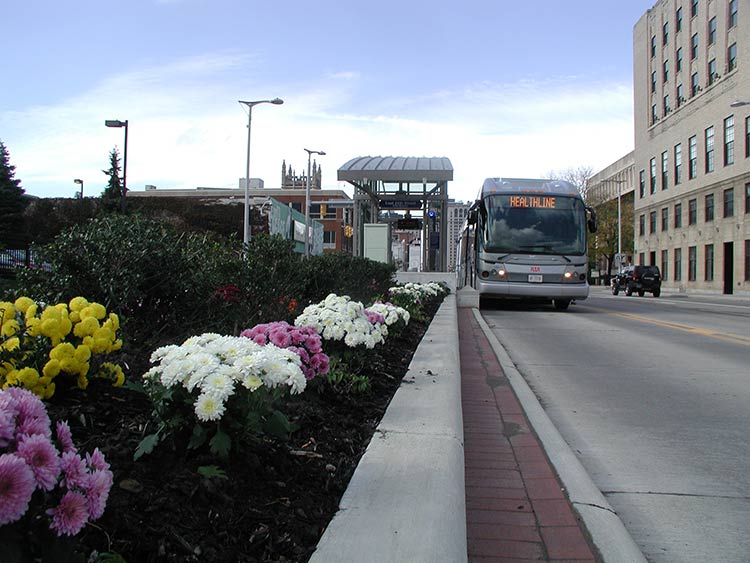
[1,0,656,205]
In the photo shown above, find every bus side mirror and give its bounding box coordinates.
[467,208,477,225]
[586,206,597,233]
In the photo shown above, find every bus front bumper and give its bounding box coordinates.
[476,280,589,300]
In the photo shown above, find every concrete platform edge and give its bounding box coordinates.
[472,308,647,563]
[309,294,467,563]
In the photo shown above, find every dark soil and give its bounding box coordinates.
[43,297,442,563]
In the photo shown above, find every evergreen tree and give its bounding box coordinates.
[0,140,29,249]
[101,147,124,212]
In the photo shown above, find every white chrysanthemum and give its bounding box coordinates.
[241,374,263,391]
[194,393,226,421]
[200,370,235,401]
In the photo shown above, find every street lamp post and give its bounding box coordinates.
[73,179,83,199]
[104,119,128,211]
[304,148,326,258]
[607,178,629,271]
[238,98,284,246]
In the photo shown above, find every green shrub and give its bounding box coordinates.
[300,253,396,304]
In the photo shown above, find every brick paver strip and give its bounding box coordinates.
[460,308,597,563]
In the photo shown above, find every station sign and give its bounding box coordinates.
[379,199,423,209]
[396,218,422,230]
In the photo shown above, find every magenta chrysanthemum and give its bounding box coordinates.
[85,448,110,472]
[0,453,36,525]
[55,420,76,454]
[59,451,87,489]
[48,490,89,536]
[15,434,60,491]
[0,409,15,448]
[8,388,51,440]
[83,469,113,520]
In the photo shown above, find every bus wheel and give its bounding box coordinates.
[553,299,570,311]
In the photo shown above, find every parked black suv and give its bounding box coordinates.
[611,265,661,297]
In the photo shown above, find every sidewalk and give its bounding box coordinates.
[459,307,597,563]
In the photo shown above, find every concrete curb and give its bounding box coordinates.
[310,294,467,563]
[472,309,648,563]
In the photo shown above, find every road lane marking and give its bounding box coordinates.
[579,305,750,347]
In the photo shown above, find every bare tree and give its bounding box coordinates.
[544,166,594,200]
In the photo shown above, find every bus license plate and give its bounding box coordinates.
[528,274,543,283]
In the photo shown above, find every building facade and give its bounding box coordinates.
[446,200,470,272]
[634,0,749,294]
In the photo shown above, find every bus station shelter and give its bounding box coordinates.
[337,156,453,271]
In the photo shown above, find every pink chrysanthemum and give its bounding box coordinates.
[55,421,77,454]
[15,434,60,491]
[85,448,110,473]
[7,388,51,440]
[47,490,89,536]
[305,333,322,354]
[0,409,15,448]
[82,469,113,520]
[268,327,293,348]
[59,450,87,489]
[0,453,36,525]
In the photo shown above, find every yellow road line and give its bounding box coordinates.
[579,305,750,347]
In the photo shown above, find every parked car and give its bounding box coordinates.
[611,265,661,297]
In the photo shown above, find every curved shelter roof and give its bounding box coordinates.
[338,156,453,183]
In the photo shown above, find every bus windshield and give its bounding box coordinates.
[482,194,586,255]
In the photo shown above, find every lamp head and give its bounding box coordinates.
[105,119,125,128]
[73,179,83,185]
[270,98,284,105]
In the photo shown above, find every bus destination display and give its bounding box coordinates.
[509,195,557,209]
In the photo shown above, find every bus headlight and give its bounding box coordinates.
[562,265,577,282]
[493,264,507,279]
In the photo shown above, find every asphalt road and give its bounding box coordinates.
[479,287,750,563]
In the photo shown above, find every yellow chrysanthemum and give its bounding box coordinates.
[111,339,123,351]
[69,297,89,312]
[26,317,41,337]
[74,316,100,338]
[25,303,38,321]
[74,345,91,363]
[50,342,76,360]
[1,319,20,338]
[100,362,126,387]
[106,313,120,331]
[80,303,107,321]
[0,301,16,323]
[17,367,40,388]
[42,384,55,399]
[43,359,61,378]
[13,297,34,314]
[76,375,89,390]
[60,357,81,374]
[1,337,20,352]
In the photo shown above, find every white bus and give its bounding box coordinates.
[457,178,597,310]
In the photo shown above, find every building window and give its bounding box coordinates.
[708,16,716,45]
[724,187,734,217]
[674,143,682,184]
[676,47,683,72]
[691,33,698,60]
[729,0,738,28]
[290,202,302,213]
[323,230,336,245]
[724,115,735,165]
[664,95,671,115]
[705,244,714,281]
[651,35,657,57]
[661,249,669,281]
[661,151,669,188]
[639,214,645,236]
[691,72,699,96]
[639,170,645,198]
[746,117,750,158]
[650,158,657,193]
[639,252,646,265]
[708,58,718,85]
[663,59,669,82]
[705,193,715,221]
[689,198,697,224]
[651,71,657,92]
[746,240,750,281]
[650,211,657,234]
[663,22,669,45]
[674,247,682,281]
[675,202,683,228]
[652,104,658,124]
[689,135,697,178]
[688,246,697,281]
[661,207,669,231]
[677,6,683,31]
[746,183,750,213]
[691,0,698,17]
[728,43,737,72]
[677,84,684,107]
[705,126,714,172]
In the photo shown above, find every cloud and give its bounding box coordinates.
[1,53,634,205]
